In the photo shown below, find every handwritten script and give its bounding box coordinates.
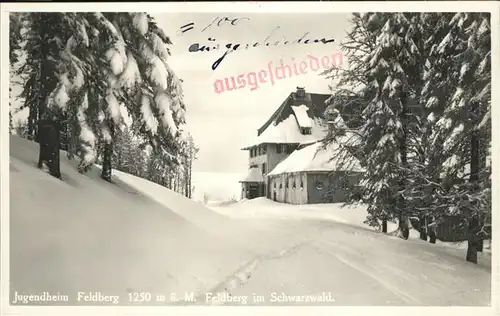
[179,17,336,71]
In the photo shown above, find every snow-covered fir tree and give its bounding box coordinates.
[182,133,199,199]
[9,13,23,134]
[324,13,425,237]
[323,12,491,263]
[421,12,491,263]
[16,13,87,178]
[14,12,192,188]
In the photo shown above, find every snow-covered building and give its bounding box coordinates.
[240,87,363,203]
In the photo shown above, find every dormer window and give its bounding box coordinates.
[300,127,312,135]
[277,144,287,154]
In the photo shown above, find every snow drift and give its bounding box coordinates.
[9,136,260,305]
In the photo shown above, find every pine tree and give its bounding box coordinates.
[18,13,84,178]
[110,13,187,168]
[183,134,199,199]
[324,12,491,263]
[9,13,23,134]
[322,13,387,231]
[421,13,491,263]
[16,12,189,187]
[323,13,425,237]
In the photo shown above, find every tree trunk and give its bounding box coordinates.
[397,92,409,240]
[100,121,115,182]
[398,214,410,240]
[382,219,387,233]
[37,118,61,179]
[429,224,437,244]
[28,104,38,141]
[188,158,193,198]
[466,217,480,264]
[101,141,113,182]
[466,124,481,263]
[419,216,428,240]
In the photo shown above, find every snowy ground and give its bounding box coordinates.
[209,198,493,255]
[9,135,491,306]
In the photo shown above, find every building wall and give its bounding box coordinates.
[307,171,363,204]
[268,173,308,204]
[268,171,362,205]
[241,182,265,200]
[266,143,295,173]
[248,143,295,176]
[249,151,267,167]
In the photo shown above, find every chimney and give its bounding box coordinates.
[296,86,305,98]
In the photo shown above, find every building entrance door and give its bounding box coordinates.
[248,183,259,199]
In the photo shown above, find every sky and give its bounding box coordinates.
[152,13,353,175]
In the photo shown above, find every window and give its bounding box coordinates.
[277,144,282,154]
[300,178,304,189]
[279,182,282,189]
[258,146,262,155]
[292,178,296,189]
[315,180,324,190]
[262,144,267,154]
[301,127,312,135]
[262,163,267,174]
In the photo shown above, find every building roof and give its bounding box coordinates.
[242,88,331,150]
[241,113,327,149]
[257,90,330,137]
[239,166,264,183]
[267,139,364,176]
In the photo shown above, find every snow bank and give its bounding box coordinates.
[9,136,258,303]
[210,197,373,225]
[210,198,492,254]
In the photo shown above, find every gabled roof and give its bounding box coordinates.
[257,90,330,137]
[242,89,330,149]
[242,114,327,149]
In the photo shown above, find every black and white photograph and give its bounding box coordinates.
[2,1,498,312]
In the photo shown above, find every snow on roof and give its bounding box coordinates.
[291,105,312,128]
[242,114,327,149]
[240,167,264,183]
[268,140,364,176]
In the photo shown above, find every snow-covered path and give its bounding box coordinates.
[196,216,491,306]
[8,136,491,306]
